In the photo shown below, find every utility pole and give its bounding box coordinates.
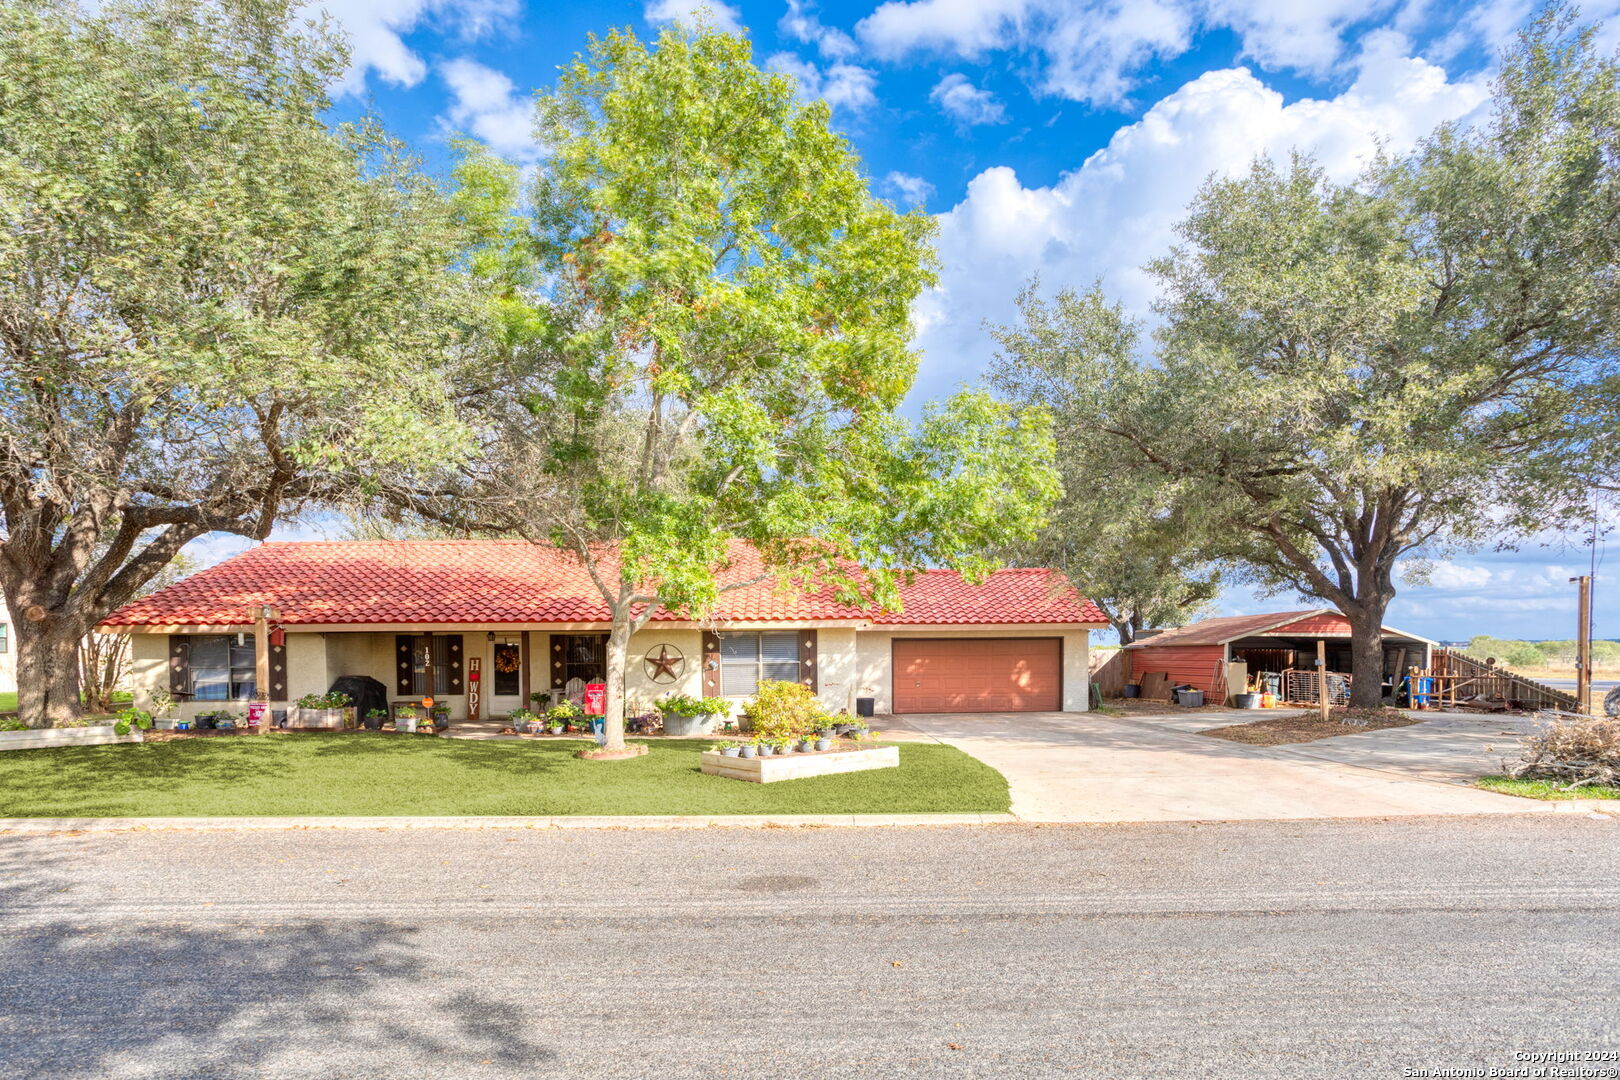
[1570,576,1592,714]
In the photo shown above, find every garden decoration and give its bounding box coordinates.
[656,693,730,737]
[641,643,686,684]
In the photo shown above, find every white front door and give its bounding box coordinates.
[489,634,524,717]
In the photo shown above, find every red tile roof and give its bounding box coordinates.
[100,540,1106,628]
[1125,608,1434,647]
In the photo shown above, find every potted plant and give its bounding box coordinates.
[546,699,583,733]
[738,740,757,758]
[656,693,729,737]
[757,739,775,756]
[814,735,832,751]
[395,706,420,734]
[364,707,388,730]
[771,736,794,756]
[149,689,179,731]
[529,691,552,711]
[430,703,450,729]
[713,740,741,758]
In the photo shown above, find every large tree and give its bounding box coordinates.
[0,0,471,726]
[989,285,1220,645]
[991,7,1620,707]
[395,24,1059,750]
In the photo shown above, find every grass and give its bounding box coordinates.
[0,734,1009,818]
[1476,776,1620,801]
[1199,708,1420,746]
[0,692,14,713]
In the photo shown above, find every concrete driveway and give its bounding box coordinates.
[886,709,1566,823]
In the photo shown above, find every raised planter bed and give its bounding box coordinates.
[0,726,144,752]
[700,744,898,784]
[287,707,346,730]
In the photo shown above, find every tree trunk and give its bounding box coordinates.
[602,615,632,752]
[1345,603,1391,709]
[12,615,87,728]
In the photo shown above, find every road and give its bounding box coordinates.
[3,816,1618,1079]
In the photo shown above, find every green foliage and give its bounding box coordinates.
[546,699,584,722]
[1466,636,1620,670]
[990,8,1620,703]
[418,19,1058,748]
[116,707,154,732]
[657,694,728,717]
[746,680,828,740]
[0,718,28,732]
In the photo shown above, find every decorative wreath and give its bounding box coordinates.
[493,649,522,674]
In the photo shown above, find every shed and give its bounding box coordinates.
[1123,609,1435,705]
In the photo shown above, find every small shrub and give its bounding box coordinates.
[546,699,583,723]
[1506,713,1620,790]
[657,693,728,717]
[746,680,827,741]
[0,718,27,732]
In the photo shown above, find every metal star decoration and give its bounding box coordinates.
[643,644,684,683]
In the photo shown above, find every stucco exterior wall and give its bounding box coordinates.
[121,624,1096,722]
[856,628,1092,714]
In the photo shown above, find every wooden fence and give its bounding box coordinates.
[1429,649,1581,712]
[1089,648,1128,697]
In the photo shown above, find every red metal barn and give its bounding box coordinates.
[1123,610,1435,705]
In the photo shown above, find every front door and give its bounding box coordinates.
[489,634,524,717]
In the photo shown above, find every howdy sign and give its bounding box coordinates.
[467,657,482,722]
[583,683,605,716]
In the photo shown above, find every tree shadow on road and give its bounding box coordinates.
[0,838,554,1078]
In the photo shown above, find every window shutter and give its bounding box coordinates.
[444,635,464,694]
[702,631,721,697]
[395,635,414,696]
[799,629,818,693]
[267,638,288,702]
[549,634,564,691]
[168,636,190,696]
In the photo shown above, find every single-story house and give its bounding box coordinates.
[1125,609,1436,704]
[98,540,1107,721]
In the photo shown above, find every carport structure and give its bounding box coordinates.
[1124,609,1436,705]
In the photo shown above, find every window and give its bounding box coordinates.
[719,631,799,697]
[559,635,606,688]
[410,635,452,696]
[189,634,255,701]
[0,622,7,654]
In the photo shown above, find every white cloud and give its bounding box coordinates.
[884,171,936,206]
[440,57,537,159]
[853,0,1492,106]
[307,0,519,94]
[913,46,1492,391]
[767,52,879,113]
[929,73,1007,126]
[780,0,860,59]
[644,0,744,35]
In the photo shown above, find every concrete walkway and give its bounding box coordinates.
[887,709,1587,823]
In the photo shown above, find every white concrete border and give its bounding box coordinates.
[0,813,1019,833]
[0,726,143,751]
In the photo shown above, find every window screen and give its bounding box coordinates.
[719,631,799,696]
[189,634,256,701]
[411,636,452,696]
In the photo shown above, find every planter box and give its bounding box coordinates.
[661,713,719,737]
[700,745,898,784]
[288,707,345,730]
[0,726,144,752]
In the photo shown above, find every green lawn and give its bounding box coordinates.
[0,692,15,712]
[0,734,1009,817]
[1477,775,1620,800]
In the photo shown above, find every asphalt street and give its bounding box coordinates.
[2,815,1617,1079]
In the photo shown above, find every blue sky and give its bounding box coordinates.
[201,0,1618,642]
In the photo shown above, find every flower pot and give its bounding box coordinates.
[549,725,564,735]
[1122,684,1140,699]
[363,716,384,730]
[758,744,775,756]
[799,740,816,753]
[1175,689,1204,708]
[396,718,419,733]
[814,737,831,751]
[661,712,714,737]
[176,721,191,732]
[739,744,757,758]
[720,747,740,758]
[1235,693,1262,710]
[154,717,178,731]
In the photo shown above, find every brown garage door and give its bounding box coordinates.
[892,638,1062,713]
